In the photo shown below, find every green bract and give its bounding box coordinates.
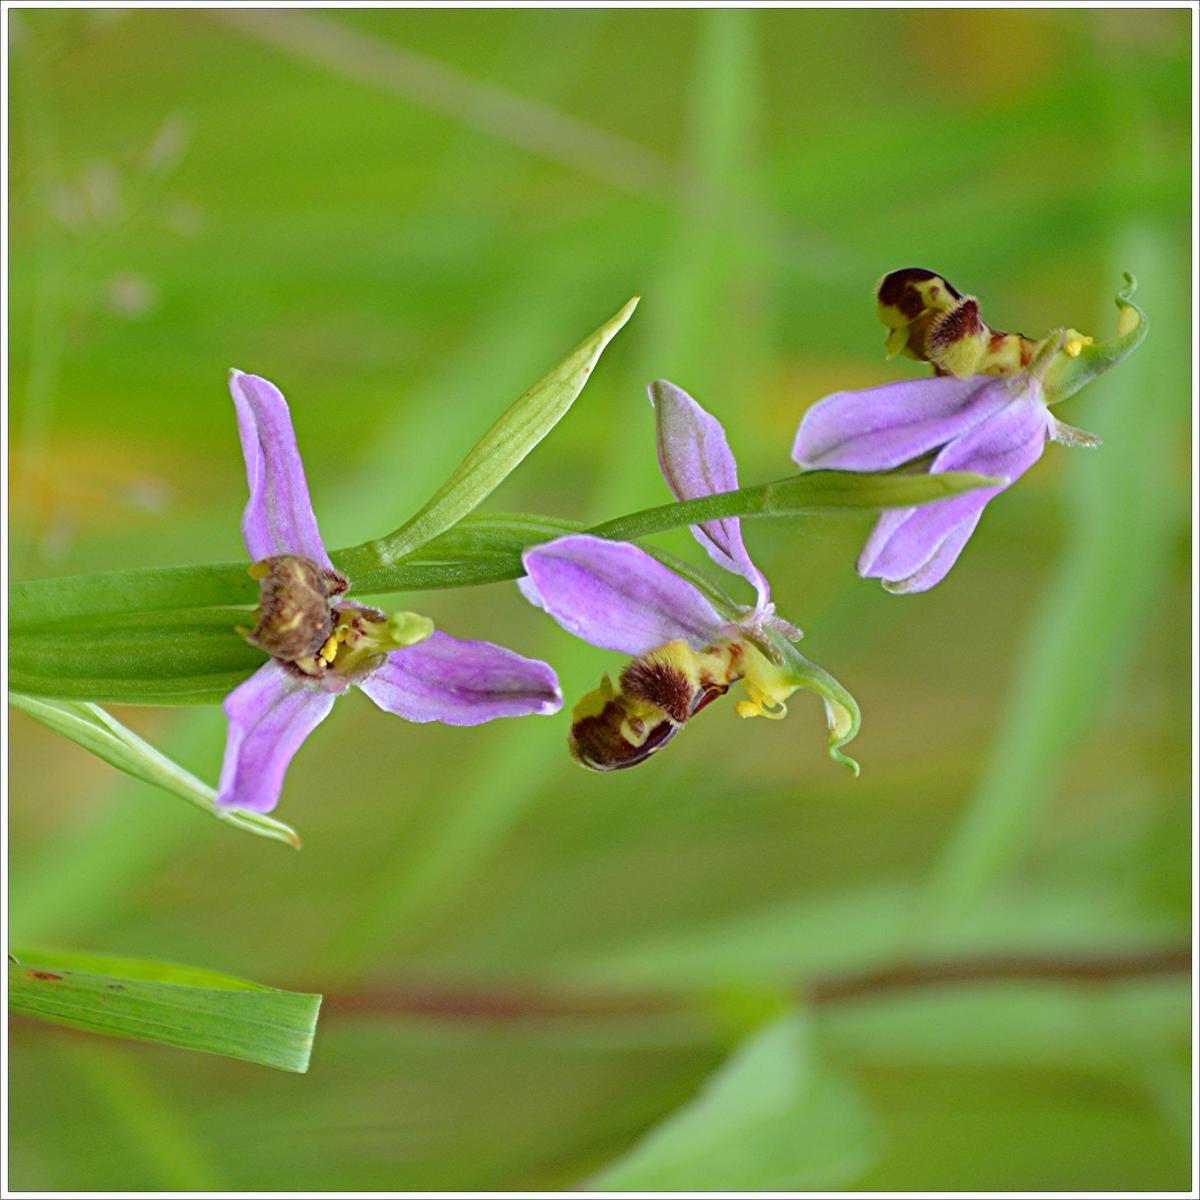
[366,295,640,565]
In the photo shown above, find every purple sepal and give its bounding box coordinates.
[792,374,1012,471]
[229,369,332,566]
[215,661,335,813]
[521,534,727,656]
[858,385,1052,592]
[356,630,562,725]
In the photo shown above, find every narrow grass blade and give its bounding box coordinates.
[9,950,321,1073]
[8,693,300,848]
[367,295,639,564]
[9,562,255,630]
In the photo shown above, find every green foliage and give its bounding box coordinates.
[6,6,1191,1193]
[588,1010,879,1190]
[9,950,321,1073]
[10,606,264,705]
[585,469,1000,543]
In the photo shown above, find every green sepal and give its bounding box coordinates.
[1041,273,1148,406]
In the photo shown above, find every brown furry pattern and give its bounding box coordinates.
[928,297,984,350]
[620,655,695,724]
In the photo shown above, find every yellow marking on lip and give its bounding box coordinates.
[734,643,795,720]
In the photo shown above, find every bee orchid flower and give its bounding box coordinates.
[218,370,562,813]
[520,380,859,773]
[791,269,1146,593]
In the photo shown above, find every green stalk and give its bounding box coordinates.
[11,470,998,627]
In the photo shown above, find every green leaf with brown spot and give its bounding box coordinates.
[9,950,321,1073]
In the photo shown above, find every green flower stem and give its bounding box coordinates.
[10,471,998,639]
[584,469,998,544]
[339,469,1000,593]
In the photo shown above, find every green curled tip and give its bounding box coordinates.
[1041,272,1148,406]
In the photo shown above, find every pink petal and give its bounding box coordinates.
[859,384,1052,589]
[793,374,1011,471]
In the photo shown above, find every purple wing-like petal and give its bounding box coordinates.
[356,630,562,725]
[229,369,332,566]
[216,661,335,813]
[792,374,1011,471]
[650,379,770,609]
[858,384,1052,592]
[521,535,726,656]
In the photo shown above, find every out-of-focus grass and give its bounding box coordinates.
[7,7,1192,1191]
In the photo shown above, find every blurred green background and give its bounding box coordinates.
[7,7,1192,1191]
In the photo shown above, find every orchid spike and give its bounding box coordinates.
[218,371,561,813]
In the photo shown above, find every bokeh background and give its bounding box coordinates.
[7,7,1193,1191]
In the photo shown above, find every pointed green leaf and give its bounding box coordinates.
[9,607,263,705]
[367,296,639,564]
[9,562,256,630]
[587,1010,878,1190]
[8,693,300,848]
[9,950,320,1072]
